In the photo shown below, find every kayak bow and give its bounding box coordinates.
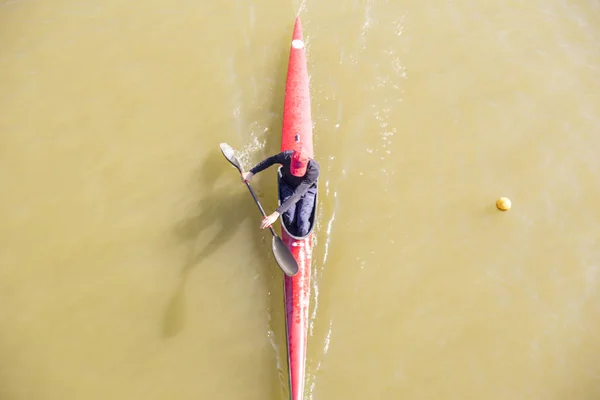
[278,16,317,400]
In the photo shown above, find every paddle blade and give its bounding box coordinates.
[219,143,243,172]
[272,236,299,276]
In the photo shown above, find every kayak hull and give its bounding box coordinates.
[277,16,316,400]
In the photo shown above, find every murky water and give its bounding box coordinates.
[1,0,599,399]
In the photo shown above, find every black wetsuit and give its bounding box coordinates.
[249,150,319,236]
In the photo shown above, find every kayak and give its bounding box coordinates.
[277,16,317,400]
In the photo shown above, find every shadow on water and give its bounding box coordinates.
[162,21,296,399]
[259,30,297,398]
[161,149,266,339]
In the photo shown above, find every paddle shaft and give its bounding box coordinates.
[244,181,277,237]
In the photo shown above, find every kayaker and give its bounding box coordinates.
[241,149,319,236]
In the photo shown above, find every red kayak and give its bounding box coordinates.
[277,16,317,400]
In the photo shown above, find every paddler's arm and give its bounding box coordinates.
[275,179,314,215]
[261,182,313,230]
[249,152,287,175]
[242,151,287,182]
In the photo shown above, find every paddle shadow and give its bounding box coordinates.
[161,150,267,339]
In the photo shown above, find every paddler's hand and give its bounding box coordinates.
[241,171,254,183]
[260,212,280,230]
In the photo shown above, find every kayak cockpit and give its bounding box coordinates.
[277,166,318,240]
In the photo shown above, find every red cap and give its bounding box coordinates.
[290,149,309,177]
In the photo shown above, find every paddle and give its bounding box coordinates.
[219,143,299,277]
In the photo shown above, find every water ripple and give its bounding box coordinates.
[307,319,333,400]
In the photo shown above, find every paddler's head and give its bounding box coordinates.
[290,149,309,177]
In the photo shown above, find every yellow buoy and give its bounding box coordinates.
[496,197,511,211]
